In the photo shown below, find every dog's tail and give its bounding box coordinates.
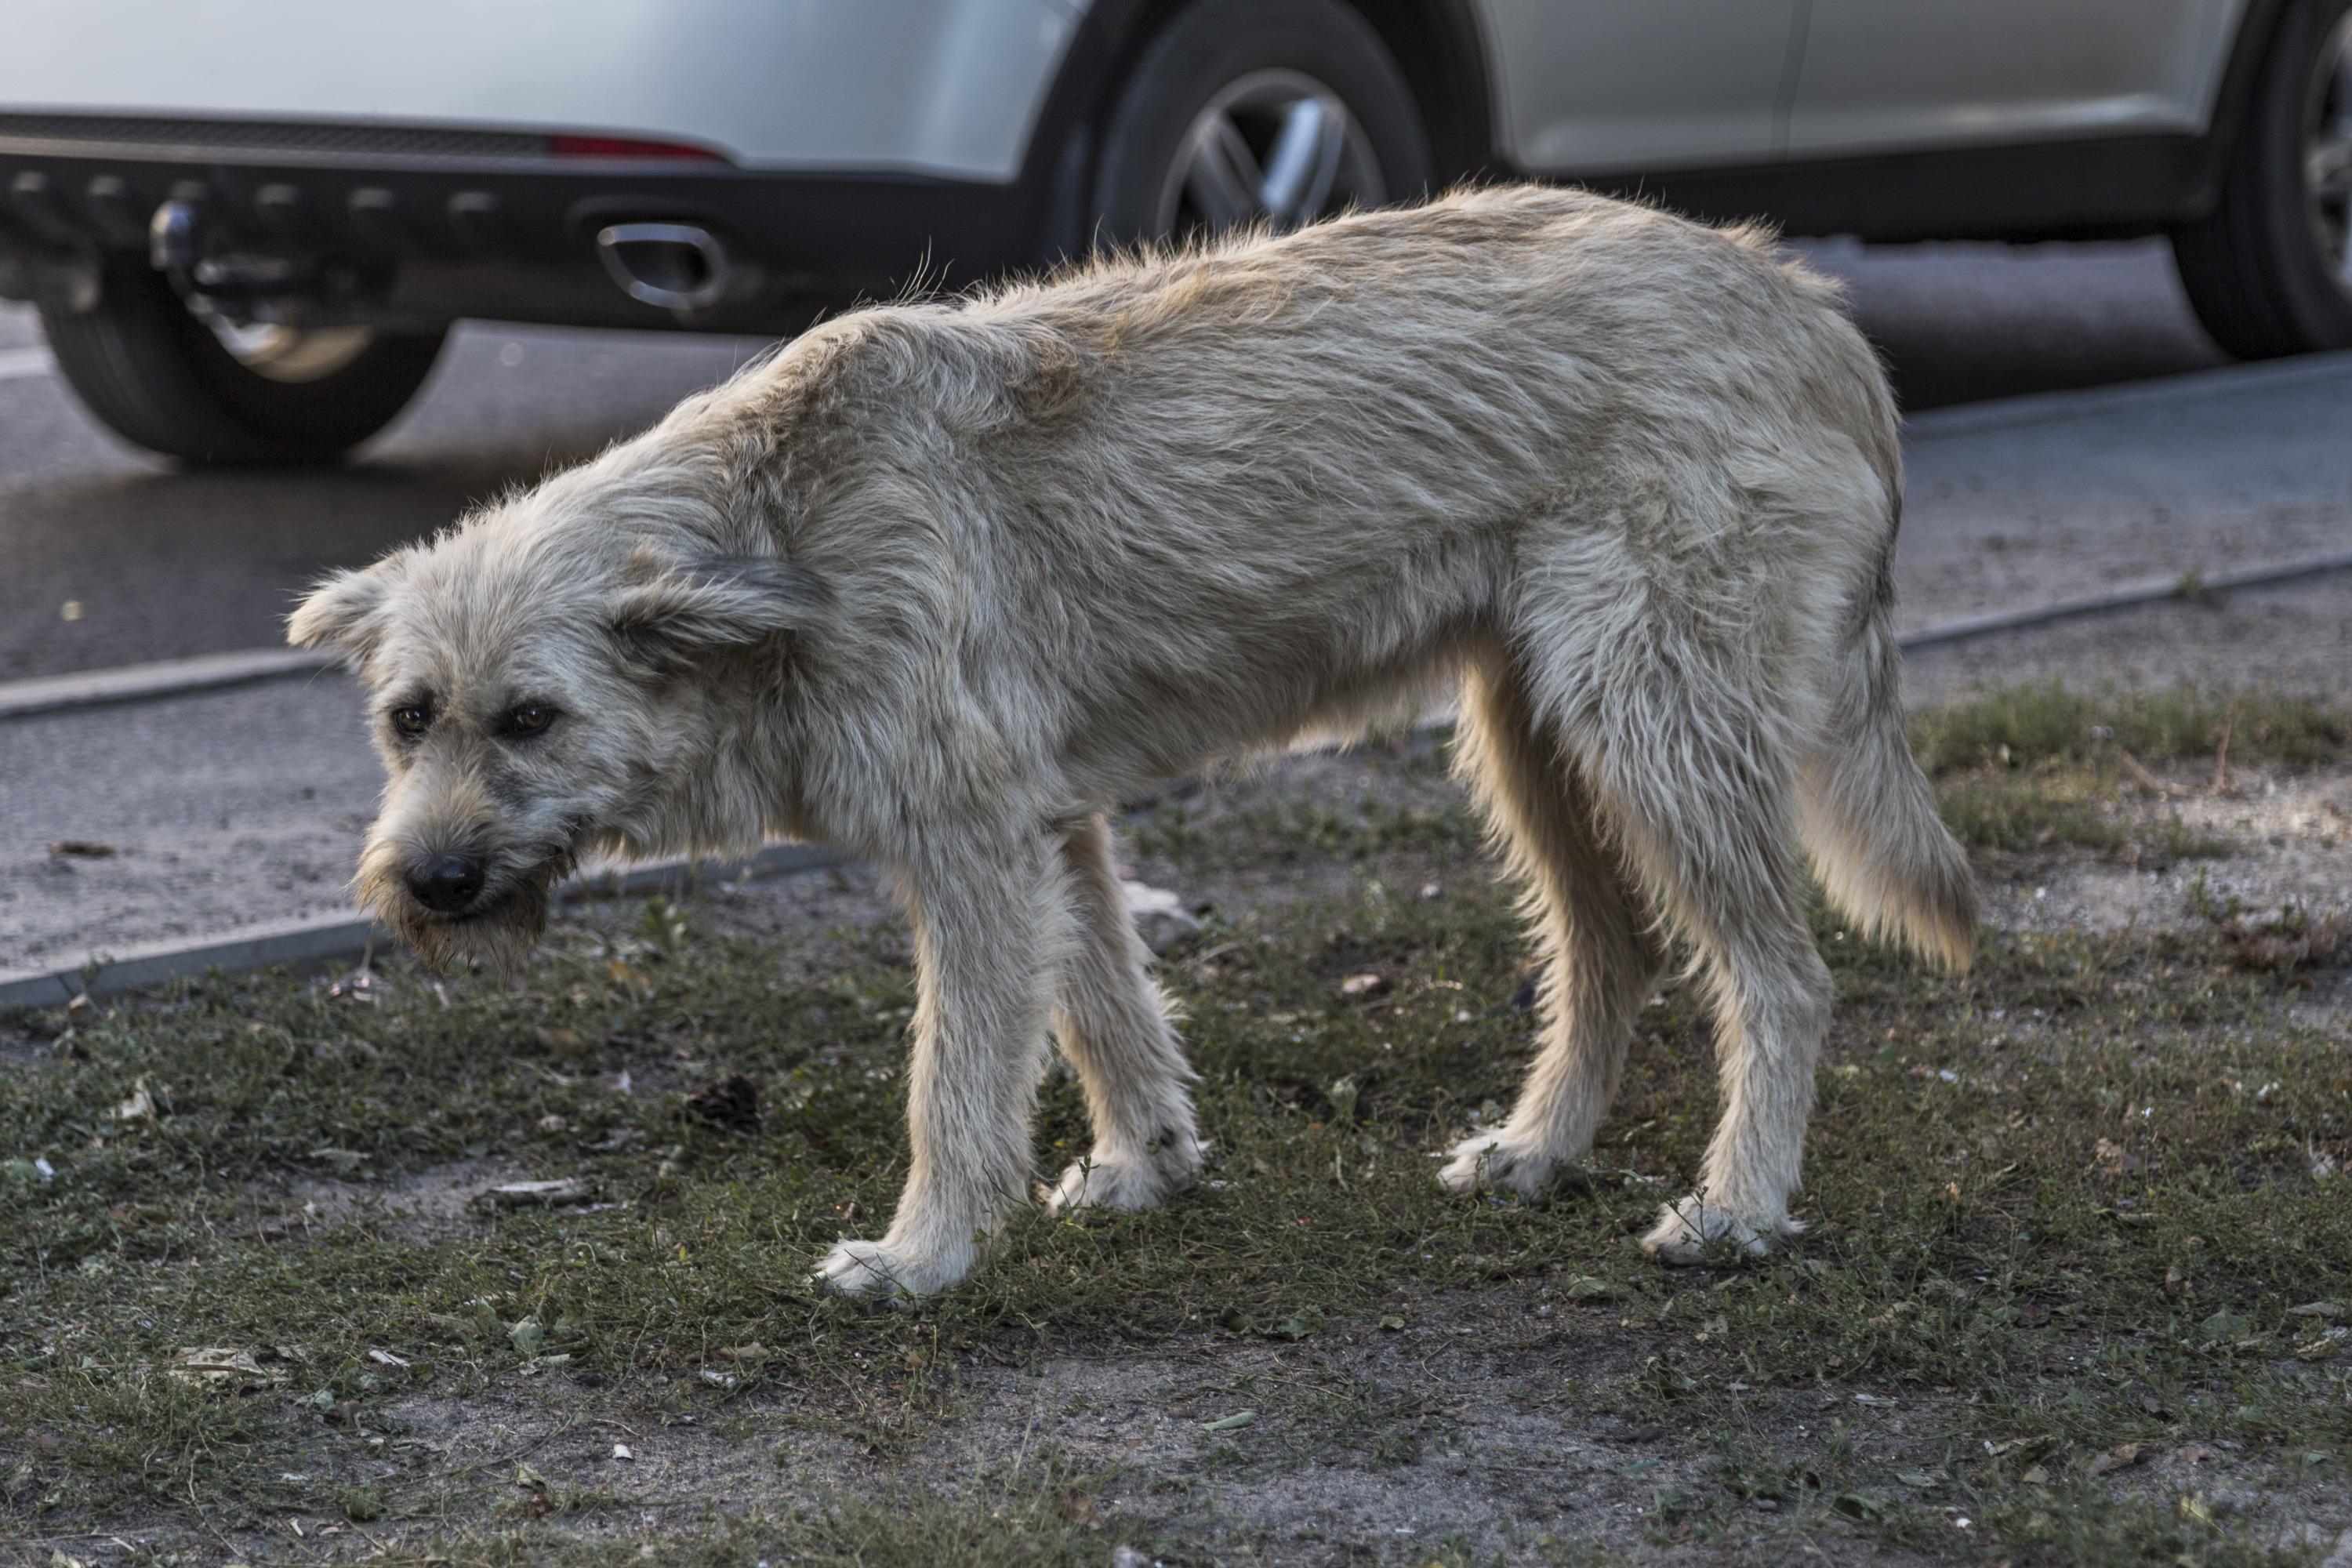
[1797,579,1978,974]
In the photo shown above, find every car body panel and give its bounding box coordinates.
[0,0,1073,179]
[1786,0,2248,154]
[1478,0,1801,172]
[0,0,2284,336]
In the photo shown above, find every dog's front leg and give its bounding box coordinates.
[1040,811,1201,1214]
[815,830,1061,1297]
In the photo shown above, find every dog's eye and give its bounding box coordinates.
[390,706,431,739]
[501,704,557,738]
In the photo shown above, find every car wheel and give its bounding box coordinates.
[2172,0,2352,358]
[1091,0,1433,245]
[39,260,448,465]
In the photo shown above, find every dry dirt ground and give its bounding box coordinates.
[3,679,2349,1568]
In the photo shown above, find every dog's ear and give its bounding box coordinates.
[606,552,834,669]
[288,566,394,661]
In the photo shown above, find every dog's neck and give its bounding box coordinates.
[619,654,816,859]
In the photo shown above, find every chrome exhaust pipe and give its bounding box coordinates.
[595,222,730,312]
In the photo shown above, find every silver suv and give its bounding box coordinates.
[0,0,2343,463]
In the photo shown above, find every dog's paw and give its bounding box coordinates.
[813,1237,971,1298]
[1437,1131,1571,1196]
[1041,1138,1202,1215]
[1639,1194,1798,1265]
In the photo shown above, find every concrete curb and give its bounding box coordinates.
[1896,549,2352,650]
[0,841,845,1010]
[1902,348,2352,440]
[0,648,339,720]
[0,345,53,383]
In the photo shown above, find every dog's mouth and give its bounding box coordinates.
[422,890,518,927]
[437,849,575,923]
[423,824,589,924]
[356,835,586,973]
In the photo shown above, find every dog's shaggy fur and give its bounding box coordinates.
[292,185,1976,1293]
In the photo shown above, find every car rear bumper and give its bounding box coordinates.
[0,131,1050,332]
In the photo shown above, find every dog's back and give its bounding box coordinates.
[710,182,1971,960]
[725,191,1888,783]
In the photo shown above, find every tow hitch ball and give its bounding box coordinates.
[148,198,201,272]
[145,197,332,314]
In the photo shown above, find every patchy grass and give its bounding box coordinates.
[1910,682,2350,866]
[1931,763,2228,859]
[1127,738,1470,871]
[1907,682,2349,775]
[2188,879,2352,976]
[2,685,2349,1564]
[467,1462,1124,1568]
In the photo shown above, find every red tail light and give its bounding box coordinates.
[548,134,728,163]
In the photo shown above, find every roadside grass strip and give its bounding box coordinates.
[2,684,2347,1564]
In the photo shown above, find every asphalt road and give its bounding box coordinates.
[0,237,2230,684]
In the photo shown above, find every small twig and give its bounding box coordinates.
[2212,697,2239,796]
[2111,746,2180,798]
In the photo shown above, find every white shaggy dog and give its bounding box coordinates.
[291,185,1976,1294]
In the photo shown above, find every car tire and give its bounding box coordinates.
[38,260,448,465]
[2172,0,2352,358]
[1090,0,1433,246]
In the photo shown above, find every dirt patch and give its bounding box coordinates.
[241,1160,536,1247]
[1976,758,2352,936]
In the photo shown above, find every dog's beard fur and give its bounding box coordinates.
[352,837,575,975]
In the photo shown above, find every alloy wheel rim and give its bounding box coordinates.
[1155,68,1385,238]
[2305,9,2352,297]
[206,320,376,383]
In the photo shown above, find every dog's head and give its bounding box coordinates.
[289,477,830,971]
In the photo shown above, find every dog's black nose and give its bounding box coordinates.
[408,855,485,913]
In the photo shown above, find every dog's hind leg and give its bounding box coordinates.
[1534,632,1832,1262]
[1439,650,1662,1196]
[815,828,1067,1296]
[1040,811,1203,1214]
